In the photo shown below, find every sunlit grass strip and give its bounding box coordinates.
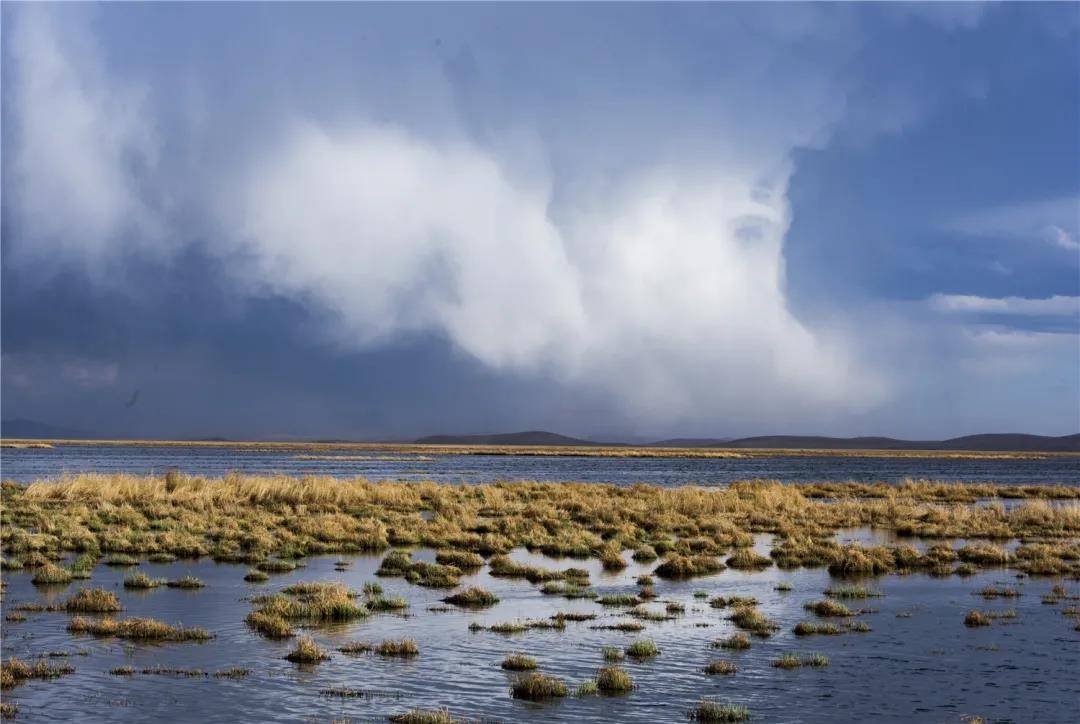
[67,616,212,642]
[5,474,1078,584]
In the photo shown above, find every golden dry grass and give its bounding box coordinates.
[2,474,1076,583]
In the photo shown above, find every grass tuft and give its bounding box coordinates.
[501,653,537,671]
[704,659,737,675]
[284,636,329,663]
[625,639,660,659]
[64,588,122,613]
[687,700,750,722]
[442,587,499,608]
[510,672,567,700]
[596,666,634,693]
[375,638,419,657]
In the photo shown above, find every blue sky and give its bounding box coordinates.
[2,2,1077,440]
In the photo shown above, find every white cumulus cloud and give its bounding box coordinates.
[929,294,1080,316]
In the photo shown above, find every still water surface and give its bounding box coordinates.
[3,545,1078,723]
[3,444,1079,485]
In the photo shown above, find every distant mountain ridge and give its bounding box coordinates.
[1,418,89,439]
[720,433,1080,452]
[414,430,611,446]
[416,430,1080,452]
[5,418,1078,452]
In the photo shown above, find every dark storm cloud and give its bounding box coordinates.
[2,2,1077,439]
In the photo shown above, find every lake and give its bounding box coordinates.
[3,542,1078,723]
[2,444,1079,486]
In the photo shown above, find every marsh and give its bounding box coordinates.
[1,471,1077,722]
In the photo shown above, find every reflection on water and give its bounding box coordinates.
[2,542,1077,723]
[3,444,1080,485]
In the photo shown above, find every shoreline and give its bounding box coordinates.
[3,438,1076,460]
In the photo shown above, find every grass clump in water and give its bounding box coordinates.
[67,616,212,642]
[110,666,135,675]
[704,659,737,675]
[244,611,293,638]
[375,638,419,657]
[243,569,270,583]
[687,700,750,722]
[804,599,853,617]
[596,666,634,693]
[338,640,373,654]
[976,585,1021,599]
[709,596,758,609]
[726,549,773,570]
[388,709,460,724]
[284,636,329,663]
[255,559,297,574]
[602,646,625,662]
[501,653,537,671]
[625,639,659,659]
[957,544,1010,566]
[167,576,205,589]
[124,572,166,589]
[654,554,724,579]
[727,607,780,637]
[31,564,73,585]
[773,653,801,669]
[64,588,122,613]
[252,581,367,624]
[793,621,842,636]
[510,672,567,700]
[435,550,485,569]
[214,667,250,678]
[591,621,645,632]
[964,610,993,627]
[633,546,658,562]
[1,658,76,689]
[598,593,639,606]
[442,587,499,608]
[713,633,751,650]
[576,679,599,697]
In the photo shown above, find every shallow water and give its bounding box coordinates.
[3,444,1079,485]
[3,545,1078,723]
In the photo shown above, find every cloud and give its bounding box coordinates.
[944,196,1080,254]
[226,119,885,423]
[5,5,161,268]
[11,2,1077,436]
[929,294,1080,316]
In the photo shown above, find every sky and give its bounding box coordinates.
[2,2,1078,441]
